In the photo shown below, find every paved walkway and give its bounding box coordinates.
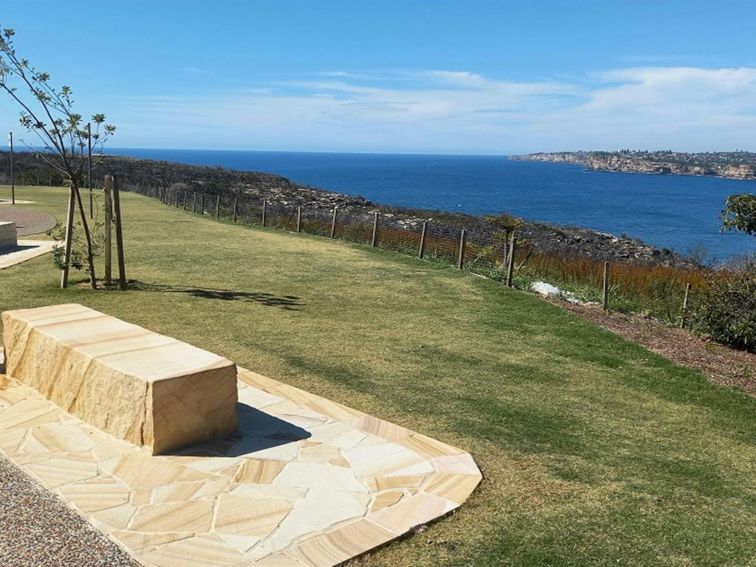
[0,365,482,566]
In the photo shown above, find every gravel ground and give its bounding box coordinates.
[0,456,139,567]
[0,207,56,236]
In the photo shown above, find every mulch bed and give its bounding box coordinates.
[552,299,755,396]
[0,207,56,236]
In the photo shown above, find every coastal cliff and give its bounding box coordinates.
[511,151,756,181]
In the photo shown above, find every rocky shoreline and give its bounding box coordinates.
[511,150,756,181]
[0,151,699,269]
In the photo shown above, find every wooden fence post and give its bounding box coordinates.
[233,195,238,222]
[103,175,113,286]
[296,206,302,233]
[200,193,205,215]
[371,211,379,247]
[112,175,127,291]
[457,229,466,270]
[192,192,197,213]
[262,200,267,226]
[506,236,517,287]
[602,261,610,312]
[215,194,220,218]
[680,282,692,329]
[330,206,338,239]
[418,221,428,259]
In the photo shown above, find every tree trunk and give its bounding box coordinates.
[72,184,98,289]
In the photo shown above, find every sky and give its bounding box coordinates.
[1,0,756,154]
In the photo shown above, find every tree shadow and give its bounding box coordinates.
[167,403,311,458]
[130,280,302,310]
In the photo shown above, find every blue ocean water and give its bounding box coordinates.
[109,148,755,262]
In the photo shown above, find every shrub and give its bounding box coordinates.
[695,258,756,352]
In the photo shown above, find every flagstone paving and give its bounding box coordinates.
[0,363,482,566]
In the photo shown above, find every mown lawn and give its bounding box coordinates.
[1,186,754,566]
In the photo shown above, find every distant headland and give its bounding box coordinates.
[511,151,756,181]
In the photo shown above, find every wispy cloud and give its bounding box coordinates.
[117,66,756,153]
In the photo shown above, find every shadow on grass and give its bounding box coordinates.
[129,280,302,310]
[168,403,311,458]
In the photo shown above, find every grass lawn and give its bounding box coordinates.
[1,186,754,566]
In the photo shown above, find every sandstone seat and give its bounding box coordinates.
[0,222,16,251]
[2,304,238,454]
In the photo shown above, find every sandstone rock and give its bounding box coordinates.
[0,222,16,251]
[2,304,238,454]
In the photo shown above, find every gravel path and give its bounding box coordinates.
[0,207,56,236]
[0,456,139,567]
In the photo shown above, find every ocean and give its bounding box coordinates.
[108,148,755,262]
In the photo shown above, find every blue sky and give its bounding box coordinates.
[2,0,756,154]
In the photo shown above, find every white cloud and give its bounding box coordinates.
[114,66,756,153]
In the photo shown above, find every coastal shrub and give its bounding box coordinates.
[694,258,756,352]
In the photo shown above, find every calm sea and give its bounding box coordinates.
[109,148,755,262]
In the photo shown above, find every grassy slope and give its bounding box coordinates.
[1,186,754,566]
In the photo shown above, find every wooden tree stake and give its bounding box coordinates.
[103,175,113,286]
[60,187,76,289]
[215,194,220,218]
[112,175,127,290]
[233,195,238,222]
[262,200,267,226]
[296,205,302,232]
[371,211,379,247]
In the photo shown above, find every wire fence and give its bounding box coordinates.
[122,183,710,325]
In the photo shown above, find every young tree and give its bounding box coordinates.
[721,193,756,236]
[0,24,115,288]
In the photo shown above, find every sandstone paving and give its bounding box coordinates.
[0,362,482,566]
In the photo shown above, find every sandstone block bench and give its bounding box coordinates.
[0,222,16,251]
[2,304,238,454]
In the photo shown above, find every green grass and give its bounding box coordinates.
[2,186,755,566]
